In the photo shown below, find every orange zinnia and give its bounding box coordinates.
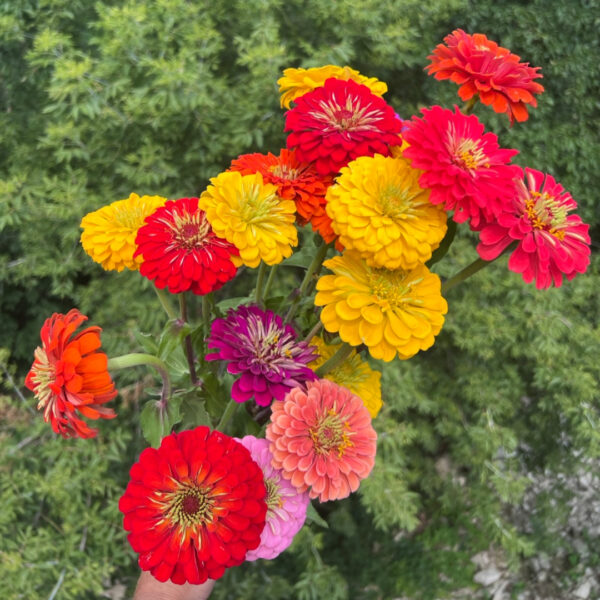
[25,309,117,438]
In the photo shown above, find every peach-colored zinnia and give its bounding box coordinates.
[267,379,377,502]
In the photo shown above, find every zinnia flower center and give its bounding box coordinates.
[270,164,300,180]
[114,204,149,230]
[377,183,418,218]
[313,97,383,133]
[238,184,281,223]
[368,269,420,311]
[265,477,283,513]
[449,137,490,171]
[330,353,368,388]
[162,484,214,527]
[526,191,568,239]
[245,315,297,369]
[310,410,353,457]
[169,210,211,250]
[30,347,57,409]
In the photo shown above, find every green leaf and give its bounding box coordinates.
[427,219,457,268]
[306,502,329,529]
[280,244,317,269]
[140,396,183,447]
[215,296,251,313]
[180,393,213,429]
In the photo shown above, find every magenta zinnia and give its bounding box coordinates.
[206,306,318,407]
[402,105,521,229]
[285,78,402,175]
[134,197,239,295]
[477,168,591,289]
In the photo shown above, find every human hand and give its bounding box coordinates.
[133,571,215,600]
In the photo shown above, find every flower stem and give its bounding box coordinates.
[216,398,238,432]
[314,342,354,377]
[153,286,178,320]
[202,294,212,335]
[285,240,330,324]
[107,353,172,407]
[263,264,278,300]
[462,96,478,115]
[441,258,490,294]
[254,261,268,305]
[179,293,198,385]
[304,320,323,343]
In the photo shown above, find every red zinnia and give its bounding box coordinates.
[402,105,521,229]
[477,168,591,289]
[285,78,402,176]
[427,29,544,124]
[25,309,117,439]
[119,427,267,585]
[134,198,239,295]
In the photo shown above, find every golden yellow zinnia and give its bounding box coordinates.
[80,193,166,271]
[314,251,447,362]
[326,155,447,270]
[199,171,297,268]
[278,65,388,109]
[309,336,382,418]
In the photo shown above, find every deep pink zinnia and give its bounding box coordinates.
[477,168,591,289]
[205,305,318,407]
[285,78,402,176]
[267,379,377,503]
[402,105,522,229]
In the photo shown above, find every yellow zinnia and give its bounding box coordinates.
[199,171,297,268]
[80,193,166,271]
[326,155,447,271]
[278,65,388,109]
[314,251,447,362]
[309,336,382,418]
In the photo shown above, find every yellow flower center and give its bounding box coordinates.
[525,191,567,239]
[368,269,422,311]
[330,353,368,389]
[238,183,281,223]
[451,137,490,171]
[30,347,56,410]
[161,483,214,527]
[270,164,299,180]
[377,182,422,219]
[309,409,353,457]
[265,477,283,515]
[312,95,383,133]
[114,204,150,230]
[169,210,211,250]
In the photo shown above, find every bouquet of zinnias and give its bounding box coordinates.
[25,30,590,586]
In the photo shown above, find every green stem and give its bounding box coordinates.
[107,353,171,407]
[285,240,330,324]
[179,294,198,385]
[462,96,477,115]
[202,294,212,335]
[315,343,354,377]
[254,262,267,305]
[304,320,323,343]
[441,258,490,294]
[153,286,178,320]
[263,264,278,299]
[216,398,238,432]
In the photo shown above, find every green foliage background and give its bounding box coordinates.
[1,0,598,598]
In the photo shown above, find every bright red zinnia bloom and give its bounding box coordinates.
[25,309,117,438]
[427,29,544,124]
[119,427,267,585]
[402,105,521,229]
[285,78,402,176]
[134,198,239,295]
[477,168,591,289]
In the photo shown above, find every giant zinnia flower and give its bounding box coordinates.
[199,171,297,268]
[309,336,382,418]
[326,154,447,270]
[237,436,309,560]
[25,309,117,438]
[477,168,591,289]
[315,252,447,361]
[427,29,544,124]
[278,65,388,109]
[206,305,318,407]
[402,105,521,229]
[80,193,166,271]
[285,78,402,176]
[267,379,377,502]
[119,427,267,585]
[133,197,239,295]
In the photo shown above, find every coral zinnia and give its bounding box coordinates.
[477,168,591,289]
[315,251,447,361]
[237,436,309,560]
[119,427,267,584]
[267,379,377,502]
[309,336,382,419]
[80,193,166,271]
[402,105,521,229]
[285,78,403,176]
[133,197,239,295]
[278,65,388,109]
[206,305,318,407]
[427,29,544,124]
[326,154,447,270]
[199,171,297,268]
[25,309,117,438]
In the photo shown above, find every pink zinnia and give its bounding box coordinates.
[237,436,310,560]
[402,105,521,229]
[266,379,377,503]
[285,78,402,176]
[477,168,591,289]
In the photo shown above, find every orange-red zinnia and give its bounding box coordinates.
[25,309,117,438]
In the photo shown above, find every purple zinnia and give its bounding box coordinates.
[206,305,318,407]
